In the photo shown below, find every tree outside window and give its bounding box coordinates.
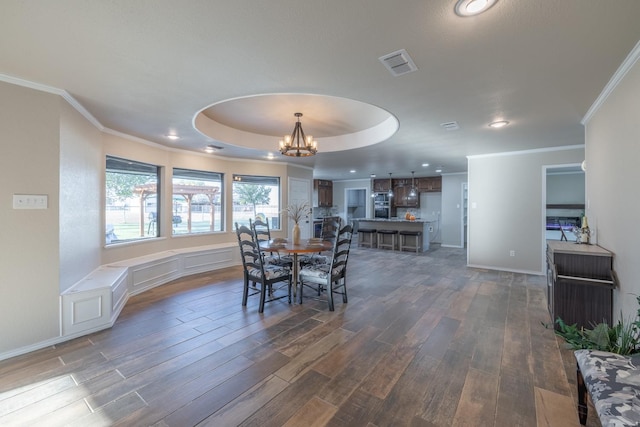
[105,156,159,244]
[232,175,280,229]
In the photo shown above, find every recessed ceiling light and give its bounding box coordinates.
[422,163,429,167]
[488,120,509,128]
[350,170,356,174]
[454,0,497,17]
[167,134,180,140]
[370,173,376,178]
[435,168,443,173]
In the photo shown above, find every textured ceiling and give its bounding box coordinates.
[1,1,640,179]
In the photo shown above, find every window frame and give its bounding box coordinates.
[105,155,160,245]
[231,174,281,230]
[171,167,224,235]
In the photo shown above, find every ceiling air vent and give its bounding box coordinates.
[379,49,418,77]
[440,121,460,131]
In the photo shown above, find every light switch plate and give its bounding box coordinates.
[13,194,48,209]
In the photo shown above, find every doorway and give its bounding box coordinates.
[543,164,585,242]
[345,188,367,232]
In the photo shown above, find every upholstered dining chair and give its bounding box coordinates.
[300,216,341,266]
[234,223,292,313]
[250,217,293,268]
[298,223,353,311]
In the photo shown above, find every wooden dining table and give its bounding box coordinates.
[259,239,333,298]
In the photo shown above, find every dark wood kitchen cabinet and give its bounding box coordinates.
[372,179,390,193]
[392,184,419,207]
[416,176,442,192]
[313,179,333,207]
[546,241,615,330]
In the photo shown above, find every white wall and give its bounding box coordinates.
[0,82,61,353]
[59,100,103,292]
[441,173,467,247]
[467,146,584,274]
[584,44,640,319]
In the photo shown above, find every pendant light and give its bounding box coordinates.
[387,173,394,197]
[408,171,418,198]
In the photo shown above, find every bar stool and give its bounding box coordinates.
[358,228,377,248]
[377,229,398,250]
[399,230,422,253]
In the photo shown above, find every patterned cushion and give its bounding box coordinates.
[248,265,290,281]
[299,263,331,280]
[263,255,292,267]
[575,349,640,426]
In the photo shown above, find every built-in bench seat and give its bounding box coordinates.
[61,243,237,338]
[574,349,640,426]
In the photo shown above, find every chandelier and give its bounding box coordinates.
[279,113,317,157]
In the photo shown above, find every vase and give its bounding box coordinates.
[292,223,301,245]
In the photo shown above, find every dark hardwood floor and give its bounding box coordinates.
[0,243,599,426]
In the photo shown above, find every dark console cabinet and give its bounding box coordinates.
[547,241,615,330]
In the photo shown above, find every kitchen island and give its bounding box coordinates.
[358,218,432,251]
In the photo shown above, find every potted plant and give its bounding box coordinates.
[550,295,640,355]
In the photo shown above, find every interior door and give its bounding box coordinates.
[288,177,312,239]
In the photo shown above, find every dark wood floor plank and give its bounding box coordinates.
[495,369,537,427]
[275,327,355,382]
[197,374,289,426]
[326,389,383,427]
[114,355,254,426]
[368,352,441,426]
[281,396,338,427]
[311,326,382,379]
[418,348,471,425]
[237,370,330,427]
[161,351,290,427]
[451,367,499,426]
[316,336,390,406]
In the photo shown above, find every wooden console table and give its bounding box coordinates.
[546,241,616,329]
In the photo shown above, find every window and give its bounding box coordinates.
[172,168,223,235]
[232,174,281,229]
[105,156,160,244]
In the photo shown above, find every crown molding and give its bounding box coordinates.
[467,144,584,160]
[582,39,640,125]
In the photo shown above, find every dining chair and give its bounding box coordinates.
[300,216,341,266]
[298,223,353,311]
[234,223,292,313]
[250,217,293,268]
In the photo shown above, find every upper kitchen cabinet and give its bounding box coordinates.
[372,179,390,193]
[392,183,419,207]
[417,176,442,192]
[313,179,333,207]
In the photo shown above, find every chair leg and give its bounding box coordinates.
[242,272,249,306]
[288,276,292,304]
[259,283,267,313]
[299,278,304,304]
[577,363,588,425]
[327,281,335,311]
[341,278,348,303]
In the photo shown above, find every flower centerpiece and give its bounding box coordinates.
[282,202,311,244]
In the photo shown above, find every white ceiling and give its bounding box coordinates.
[2,1,640,180]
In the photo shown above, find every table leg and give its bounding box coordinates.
[292,253,299,299]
